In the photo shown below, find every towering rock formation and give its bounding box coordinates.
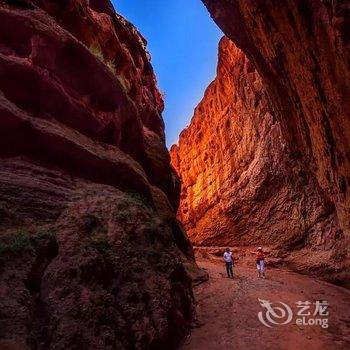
[202,0,350,280]
[171,0,349,284]
[171,37,348,284]
[0,1,200,349]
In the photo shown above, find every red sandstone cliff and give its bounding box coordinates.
[170,37,349,285]
[199,0,349,281]
[0,1,200,349]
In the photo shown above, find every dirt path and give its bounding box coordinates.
[182,260,350,350]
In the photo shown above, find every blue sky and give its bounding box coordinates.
[113,1,222,147]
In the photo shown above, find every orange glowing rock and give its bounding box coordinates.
[170,37,349,285]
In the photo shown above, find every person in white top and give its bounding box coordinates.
[223,247,234,278]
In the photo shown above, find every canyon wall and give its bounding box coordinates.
[201,3,350,227]
[200,0,350,282]
[0,1,200,349]
[171,35,349,285]
[200,2,350,230]
[171,0,349,284]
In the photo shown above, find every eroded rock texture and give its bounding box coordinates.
[201,0,350,282]
[0,1,199,349]
[171,35,349,285]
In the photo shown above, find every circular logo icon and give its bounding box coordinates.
[258,298,293,328]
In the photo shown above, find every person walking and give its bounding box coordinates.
[223,247,234,278]
[250,247,268,278]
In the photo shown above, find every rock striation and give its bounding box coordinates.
[201,0,350,283]
[171,35,349,285]
[0,1,200,349]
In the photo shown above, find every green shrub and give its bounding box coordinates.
[90,237,110,255]
[106,60,116,75]
[7,230,31,253]
[116,209,129,221]
[126,192,150,209]
[89,44,116,74]
[37,228,57,239]
[89,43,104,61]
[0,229,32,262]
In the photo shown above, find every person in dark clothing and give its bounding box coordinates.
[223,247,234,278]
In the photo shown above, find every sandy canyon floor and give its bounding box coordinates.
[181,260,350,350]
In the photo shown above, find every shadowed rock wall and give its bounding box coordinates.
[0,1,200,349]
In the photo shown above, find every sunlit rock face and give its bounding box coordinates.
[170,37,349,285]
[0,1,199,348]
[200,0,350,282]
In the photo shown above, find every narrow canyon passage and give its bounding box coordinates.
[0,0,349,349]
[169,1,350,348]
[171,2,350,287]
